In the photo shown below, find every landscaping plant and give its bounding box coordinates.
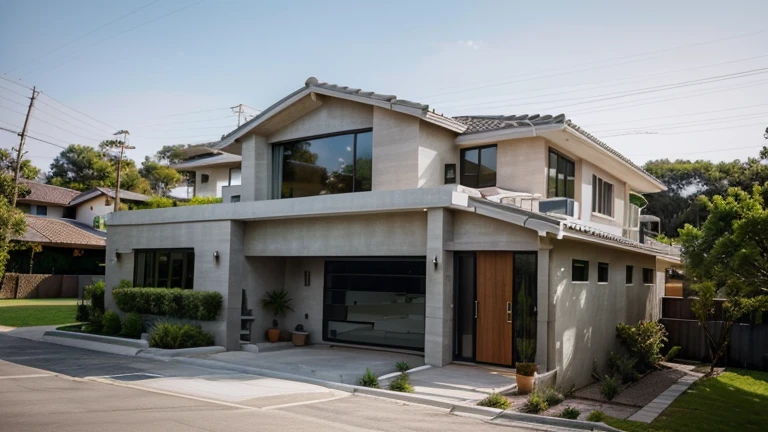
[261,288,294,329]
[101,311,122,336]
[120,312,144,339]
[600,374,621,401]
[113,287,223,321]
[522,390,549,413]
[358,368,379,388]
[664,345,682,362]
[616,321,668,372]
[388,374,414,393]
[560,406,580,420]
[477,392,511,410]
[395,361,409,373]
[608,351,640,383]
[149,321,215,349]
[586,410,606,422]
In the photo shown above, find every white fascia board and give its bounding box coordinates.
[562,125,666,192]
[560,230,675,258]
[454,123,564,146]
[68,190,102,206]
[425,111,467,133]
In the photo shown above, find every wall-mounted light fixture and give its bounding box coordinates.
[213,251,220,263]
[303,270,311,287]
[433,255,438,270]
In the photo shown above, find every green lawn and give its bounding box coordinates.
[595,369,768,432]
[0,298,79,327]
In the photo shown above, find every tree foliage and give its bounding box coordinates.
[679,184,768,373]
[0,148,40,180]
[139,156,183,196]
[46,143,151,193]
[0,168,27,281]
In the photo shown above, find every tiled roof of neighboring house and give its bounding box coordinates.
[17,180,80,206]
[453,114,567,134]
[15,215,106,249]
[69,187,151,206]
[452,114,658,183]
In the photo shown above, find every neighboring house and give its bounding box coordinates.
[104,77,681,389]
[17,180,80,218]
[171,145,242,201]
[68,187,151,226]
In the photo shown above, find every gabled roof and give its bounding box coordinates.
[453,114,567,134]
[17,180,80,206]
[15,215,106,249]
[69,187,151,206]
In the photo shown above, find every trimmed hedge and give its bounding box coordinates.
[113,288,222,321]
[149,321,214,349]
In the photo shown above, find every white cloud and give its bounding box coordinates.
[457,40,482,50]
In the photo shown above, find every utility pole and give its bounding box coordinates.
[12,86,39,207]
[232,104,244,127]
[112,130,134,212]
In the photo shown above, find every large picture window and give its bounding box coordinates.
[460,145,497,188]
[272,130,372,199]
[133,249,195,289]
[323,258,426,351]
[592,175,614,217]
[548,150,575,198]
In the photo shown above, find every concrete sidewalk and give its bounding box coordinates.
[382,363,517,403]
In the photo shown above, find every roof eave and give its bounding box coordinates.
[455,123,564,146]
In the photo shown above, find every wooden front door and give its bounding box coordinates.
[475,251,514,366]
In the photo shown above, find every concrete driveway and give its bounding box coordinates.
[202,345,425,384]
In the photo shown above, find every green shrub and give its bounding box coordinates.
[616,321,668,372]
[358,368,379,388]
[120,312,144,339]
[600,375,621,400]
[515,362,537,376]
[477,392,511,410]
[608,351,640,383]
[84,281,105,313]
[113,288,222,321]
[116,279,132,289]
[388,374,414,393]
[75,302,89,322]
[561,406,580,420]
[149,321,215,349]
[587,410,606,422]
[665,345,682,361]
[540,386,564,406]
[86,308,103,334]
[101,311,122,336]
[522,390,549,413]
[395,361,409,373]
[182,196,222,206]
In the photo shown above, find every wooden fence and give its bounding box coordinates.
[662,297,768,371]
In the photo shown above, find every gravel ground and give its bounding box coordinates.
[573,368,685,407]
[542,398,638,420]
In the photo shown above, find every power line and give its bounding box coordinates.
[419,29,766,100]
[0,104,28,117]
[605,122,767,138]
[0,83,33,99]
[581,103,768,128]
[31,0,208,75]
[34,98,115,134]
[147,107,232,119]
[626,144,763,157]
[38,92,118,131]
[0,75,33,91]
[0,95,30,108]
[4,0,163,74]
[136,114,236,127]
[592,112,768,134]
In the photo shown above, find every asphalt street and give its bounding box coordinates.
[0,334,574,432]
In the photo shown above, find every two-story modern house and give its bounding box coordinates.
[104,77,680,388]
[171,144,242,201]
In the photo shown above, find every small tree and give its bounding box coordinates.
[679,185,768,374]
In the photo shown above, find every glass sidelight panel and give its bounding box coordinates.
[513,253,537,363]
[453,252,476,361]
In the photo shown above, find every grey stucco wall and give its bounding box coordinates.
[548,238,658,389]
[266,97,373,144]
[105,220,241,350]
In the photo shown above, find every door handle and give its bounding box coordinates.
[474,301,478,319]
[507,301,512,323]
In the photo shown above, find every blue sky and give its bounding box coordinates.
[0,0,766,172]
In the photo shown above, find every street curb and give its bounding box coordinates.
[353,386,455,410]
[498,411,622,432]
[41,331,145,356]
[138,346,226,358]
[43,330,148,348]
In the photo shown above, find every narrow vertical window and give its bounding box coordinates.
[548,150,575,198]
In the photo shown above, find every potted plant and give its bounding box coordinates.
[261,288,293,343]
[292,324,309,346]
[515,337,537,394]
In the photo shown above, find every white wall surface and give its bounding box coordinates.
[196,167,232,198]
[75,196,112,226]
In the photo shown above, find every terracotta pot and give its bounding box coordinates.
[267,328,280,343]
[292,331,308,346]
[516,373,535,395]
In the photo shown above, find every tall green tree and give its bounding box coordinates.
[0,168,27,280]
[155,144,189,165]
[679,185,768,373]
[139,157,183,196]
[0,149,40,180]
[46,143,151,194]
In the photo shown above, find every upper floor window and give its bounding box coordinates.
[35,205,48,216]
[643,268,654,285]
[460,145,497,188]
[572,259,589,282]
[272,130,372,199]
[592,175,614,217]
[548,150,575,199]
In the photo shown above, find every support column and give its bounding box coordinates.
[424,208,453,366]
[536,243,552,372]
[240,135,269,202]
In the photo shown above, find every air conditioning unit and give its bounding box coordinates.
[539,197,577,217]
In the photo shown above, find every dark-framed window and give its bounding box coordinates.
[592,175,614,217]
[460,145,497,188]
[548,150,575,198]
[626,265,634,285]
[643,268,654,285]
[598,262,609,283]
[200,174,210,184]
[35,205,48,216]
[133,249,195,289]
[272,129,372,199]
[229,167,241,186]
[230,195,240,203]
[572,259,589,282]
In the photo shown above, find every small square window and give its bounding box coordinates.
[201,174,210,184]
[643,268,654,285]
[598,262,609,283]
[626,265,634,285]
[572,259,589,282]
[35,205,48,216]
[230,195,240,203]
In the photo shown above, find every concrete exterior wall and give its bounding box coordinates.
[494,137,548,195]
[196,166,231,198]
[75,196,112,226]
[240,135,270,201]
[243,212,428,257]
[266,98,373,144]
[418,122,457,188]
[548,238,658,389]
[372,107,419,190]
[282,257,325,341]
[105,220,242,350]
[579,160,626,236]
[449,211,540,251]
